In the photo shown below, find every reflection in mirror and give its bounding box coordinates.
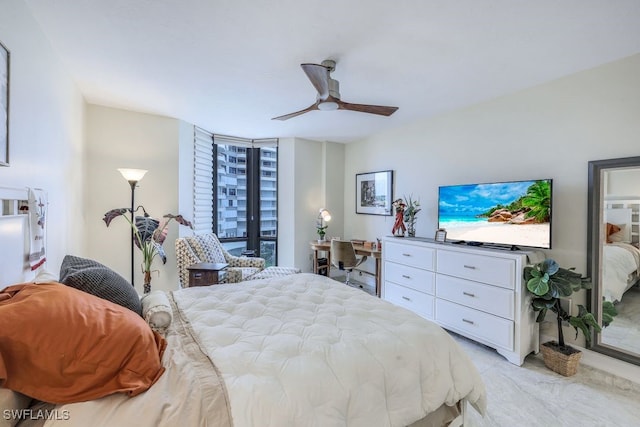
[588,156,640,366]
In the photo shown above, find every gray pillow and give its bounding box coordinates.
[59,255,142,316]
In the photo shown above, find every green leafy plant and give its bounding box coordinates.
[403,194,421,236]
[524,259,616,350]
[103,206,193,292]
[317,224,328,239]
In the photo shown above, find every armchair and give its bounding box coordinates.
[176,233,265,287]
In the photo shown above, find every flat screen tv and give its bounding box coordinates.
[438,179,552,249]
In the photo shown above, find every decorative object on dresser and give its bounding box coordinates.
[403,194,420,237]
[103,206,193,294]
[355,170,393,216]
[383,236,540,365]
[0,39,9,167]
[524,258,617,376]
[391,198,407,236]
[435,228,447,243]
[316,208,331,242]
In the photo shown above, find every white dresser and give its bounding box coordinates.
[382,237,540,366]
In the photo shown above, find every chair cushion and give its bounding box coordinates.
[59,255,142,316]
[188,234,226,264]
[175,237,202,288]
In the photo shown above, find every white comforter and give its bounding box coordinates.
[177,273,485,426]
[44,273,485,427]
[603,243,640,302]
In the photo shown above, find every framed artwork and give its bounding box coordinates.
[356,170,393,215]
[0,40,9,166]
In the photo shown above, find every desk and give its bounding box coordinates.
[310,241,383,297]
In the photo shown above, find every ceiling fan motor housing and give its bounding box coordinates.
[323,79,340,101]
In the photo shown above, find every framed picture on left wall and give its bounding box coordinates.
[0,39,9,166]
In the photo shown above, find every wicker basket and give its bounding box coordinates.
[540,342,582,377]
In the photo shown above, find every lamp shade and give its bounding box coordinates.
[318,208,332,222]
[118,168,148,182]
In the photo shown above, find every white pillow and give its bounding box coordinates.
[141,290,172,334]
[33,268,58,284]
[609,223,629,243]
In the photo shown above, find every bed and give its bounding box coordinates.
[2,273,486,427]
[1,188,486,427]
[603,207,640,303]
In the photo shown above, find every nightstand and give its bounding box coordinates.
[187,262,228,287]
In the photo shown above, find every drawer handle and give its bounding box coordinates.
[462,318,475,325]
[463,265,476,270]
[402,274,411,279]
[462,291,475,297]
[402,296,412,302]
[193,273,203,279]
[402,253,412,257]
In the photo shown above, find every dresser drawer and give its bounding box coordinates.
[384,261,435,294]
[437,250,515,289]
[384,282,434,320]
[436,275,514,320]
[384,240,435,270]
[436,299,514,351]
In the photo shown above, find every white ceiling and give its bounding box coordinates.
[24,0,640,143]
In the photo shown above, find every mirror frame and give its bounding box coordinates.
[587,156,640,366]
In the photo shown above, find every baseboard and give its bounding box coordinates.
[540,333,640,385]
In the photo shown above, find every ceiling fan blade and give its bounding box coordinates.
[337,100,398,116]
[301,63,330,99]
[271,103,319,121]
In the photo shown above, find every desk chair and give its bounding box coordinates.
[330,240,368,287]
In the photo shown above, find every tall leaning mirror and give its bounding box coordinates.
[588,156,640,366]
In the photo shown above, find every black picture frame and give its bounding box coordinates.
[0,39,9,167]
[356,170,393,215]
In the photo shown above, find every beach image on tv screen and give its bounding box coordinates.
[438,179,551,249]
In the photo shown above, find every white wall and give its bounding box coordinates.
[277,138,345,272]
[343,54,640,371]
[85,105,184,293]
[0,1,85,278]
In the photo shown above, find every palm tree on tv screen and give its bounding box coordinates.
[522,180,551,223]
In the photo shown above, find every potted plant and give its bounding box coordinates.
[403,195,421,237]
[103,206,193,293]
[524,259,617,376]
[317,224,328,242]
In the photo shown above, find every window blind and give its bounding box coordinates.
[193,126,214,235]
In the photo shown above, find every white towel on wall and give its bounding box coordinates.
[27,188,47,271]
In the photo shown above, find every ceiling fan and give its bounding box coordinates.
[272,59,399,121]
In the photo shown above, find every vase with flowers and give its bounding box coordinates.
[103,206,193,293]
[403,195,421,237]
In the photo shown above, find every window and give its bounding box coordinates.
[193,129,278,265]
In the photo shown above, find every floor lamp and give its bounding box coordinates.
[117,168,147,287]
